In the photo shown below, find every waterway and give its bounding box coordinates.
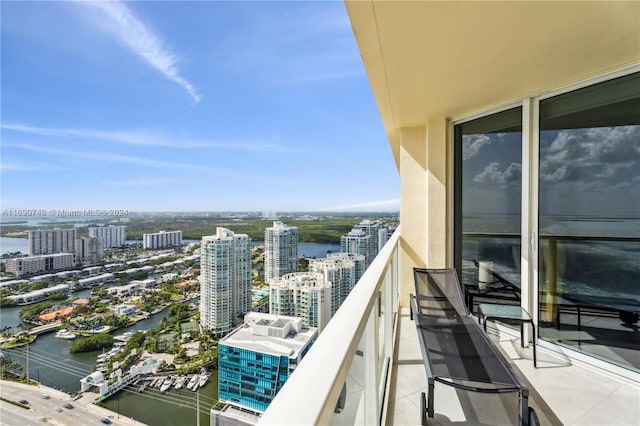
[1,288,164,392]
[1,236,341,259]
[2,296,218,426]
[0,236,29,255]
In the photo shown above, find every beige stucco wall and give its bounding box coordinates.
[398,119,449,306]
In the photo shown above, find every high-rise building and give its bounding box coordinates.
[264,221,298,282]
[269,272,331,332]
[199,227,251,337]
[75,237,104,264]
[308,252,365,315]
[340,229,371,265]
[377,226,389,252]
[218,312,317,413]
[88,225,126,249]
[28,228,76,256]
[142,230,182,250]
[340,220,384,268]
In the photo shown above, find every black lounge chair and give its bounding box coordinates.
[410,268,538,425]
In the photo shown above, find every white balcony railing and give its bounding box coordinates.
[259,227,401,425]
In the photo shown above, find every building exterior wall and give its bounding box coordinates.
[200,227,251,336]
[28,229,77,256]
[89,225,126,248]
[218,313,316,413]
[264,222,298,282]
[142,230,183,249]
[308,252,364,315]
[75,236,105,263]
[269,272,331,331]
[5,253,75,277]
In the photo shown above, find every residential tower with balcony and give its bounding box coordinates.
[28,228,76,256]
[88,225,126,249]
[142,230,182,250]
[269,272,331,332]
[264,221,298,282]
[199,227,252,337]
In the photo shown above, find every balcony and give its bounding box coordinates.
[258,227,639,425]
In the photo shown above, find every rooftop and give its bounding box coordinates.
[221,312,317,359]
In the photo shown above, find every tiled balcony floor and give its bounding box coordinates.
[387,309,640,425]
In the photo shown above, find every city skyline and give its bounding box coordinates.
[1,1,400,212]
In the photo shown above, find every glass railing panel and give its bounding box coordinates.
[330,332,365,425]
[378,285,385,365]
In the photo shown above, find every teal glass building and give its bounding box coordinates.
[218,313,317,412]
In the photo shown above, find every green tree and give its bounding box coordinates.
[19,301,53,321]
[30,281,48,291]
[0,356,23,380]
[70,334,113,353]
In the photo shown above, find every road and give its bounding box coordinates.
[0,380,147,426]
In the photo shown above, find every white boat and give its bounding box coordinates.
[186,375,198,390]
[198,373,208,389]
[160,376,173,392]
[174,376,186,390]
[55,329,76,340]
[113,331,134,342]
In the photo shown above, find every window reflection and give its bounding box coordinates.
[539,72,640,371]
[455,108,522,313]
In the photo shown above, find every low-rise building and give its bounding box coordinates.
[4,253,75,277]
[6,283,70,305]
[75,273,115,288]
[114,303,137,317]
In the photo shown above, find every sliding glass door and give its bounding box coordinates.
[454,71,639,372]
[454,107,522,313]
[538,72,640,370]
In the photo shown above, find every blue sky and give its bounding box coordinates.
[1,1,400,212]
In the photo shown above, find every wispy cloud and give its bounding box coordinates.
[5,143,212,171]
[0,162,67,172]
[2,123,289,152]
[74,0,200,103]
[320,198,400,212]
[102,177,183,187]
